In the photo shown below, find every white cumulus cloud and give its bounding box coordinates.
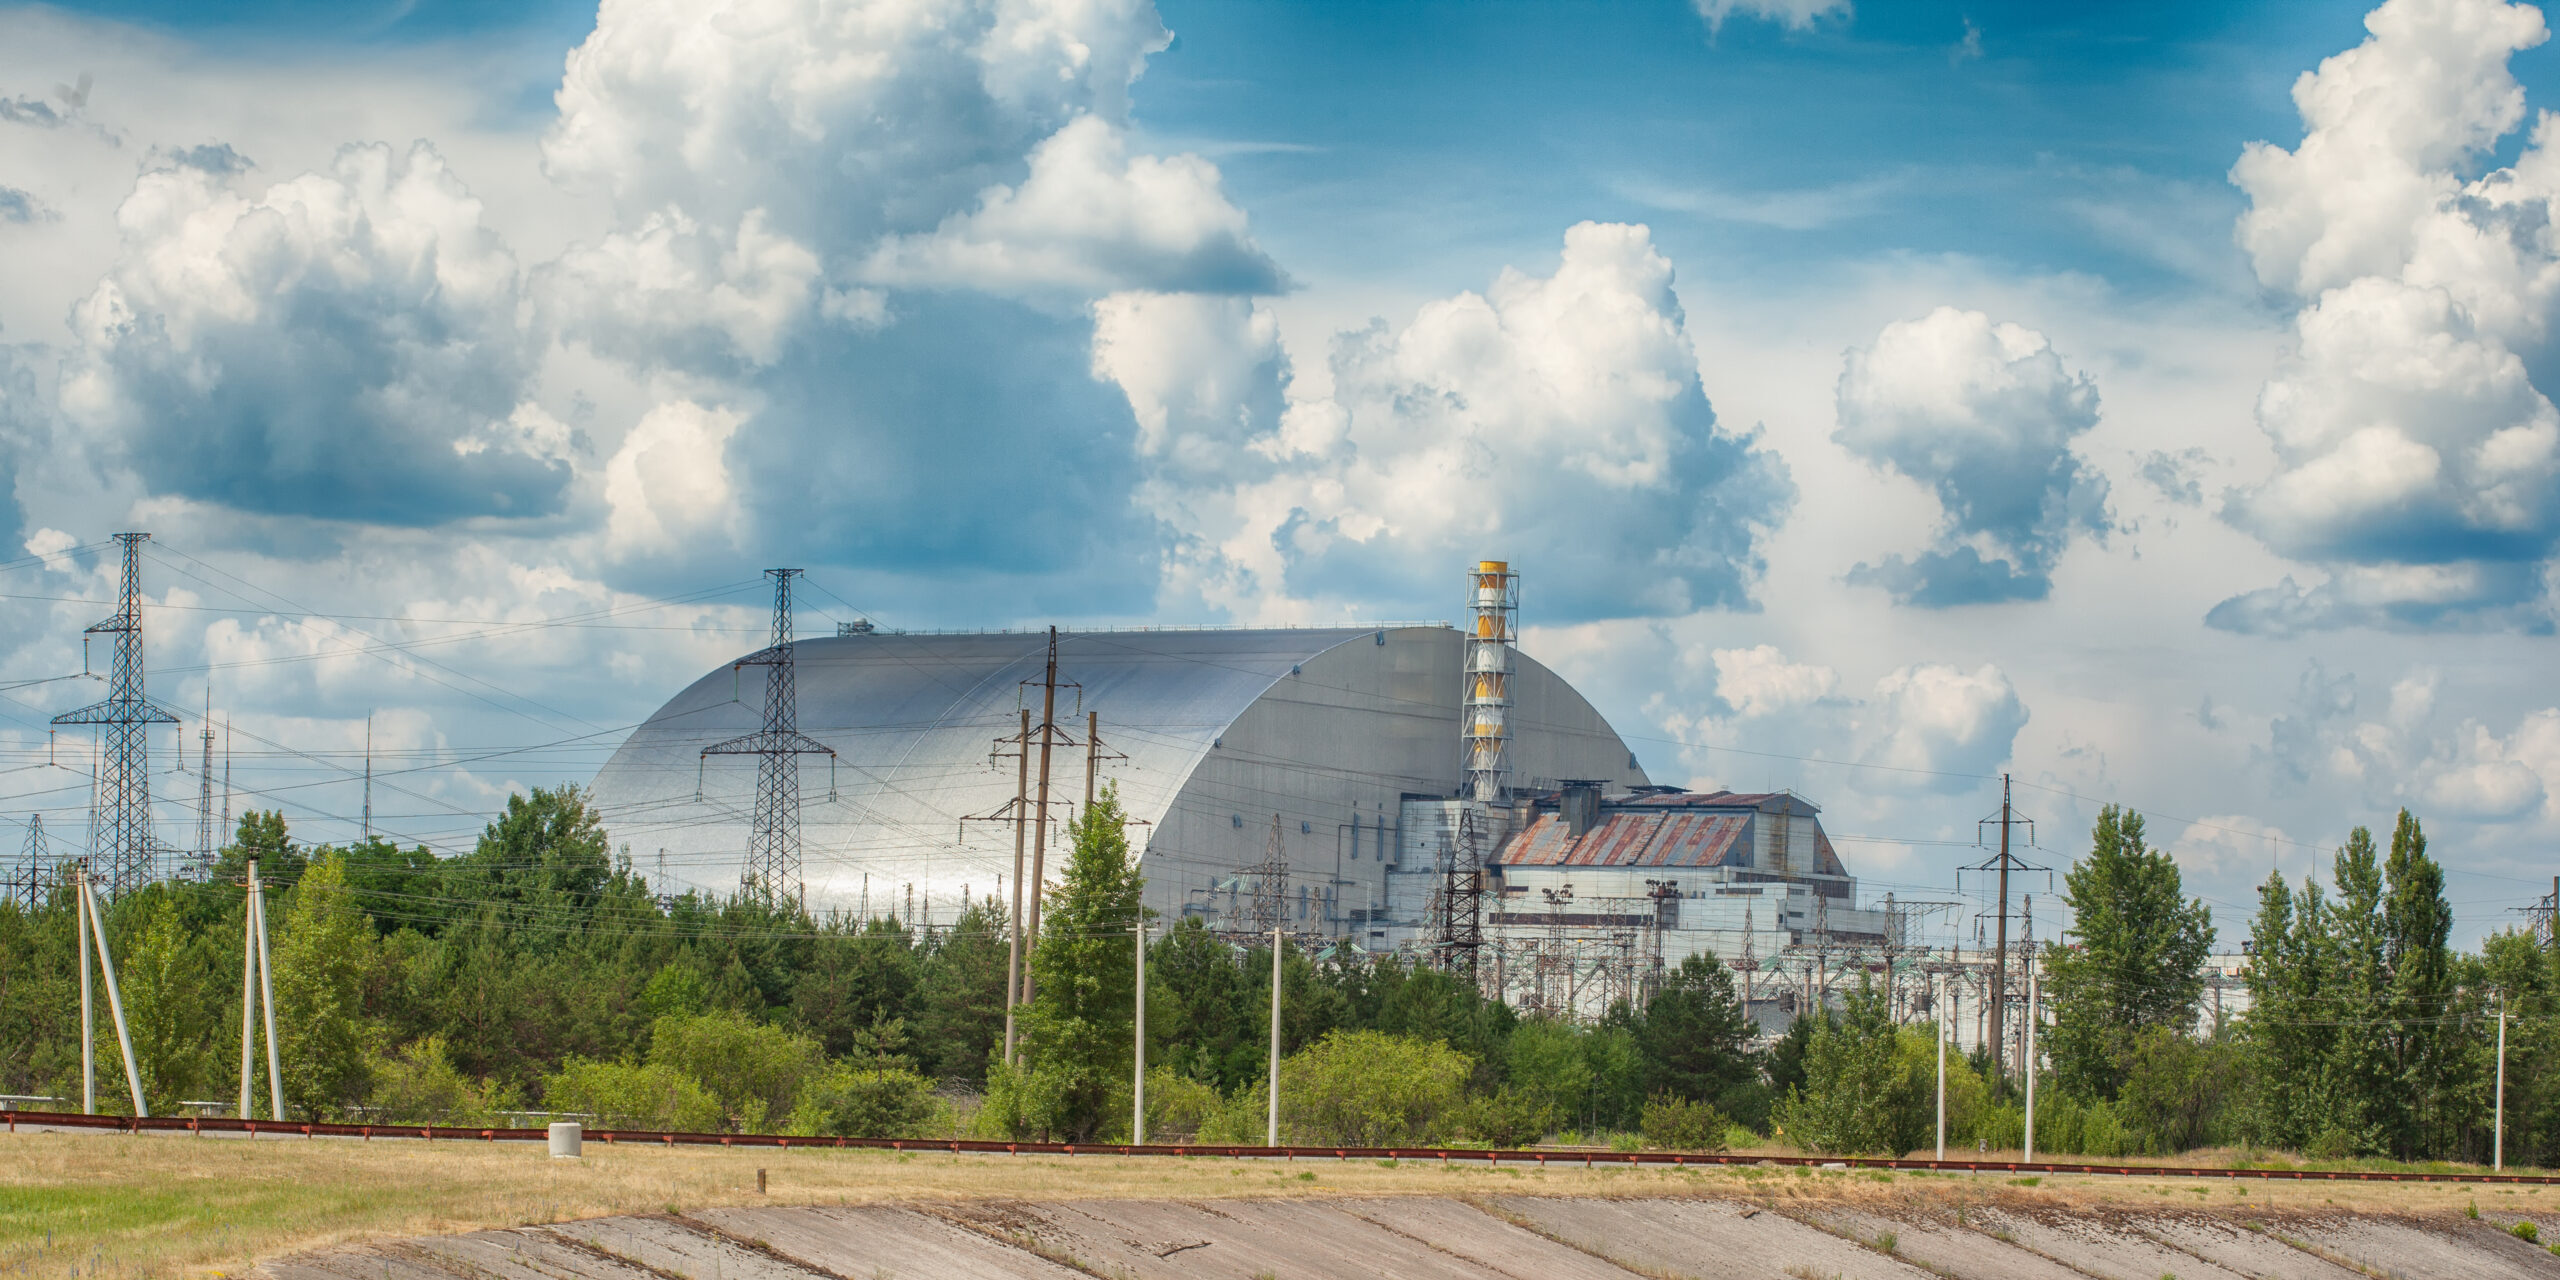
[59,142,564,526]
[1834,305,2107,605]
[2218,0,2560,631]
[1115,221,1793,622]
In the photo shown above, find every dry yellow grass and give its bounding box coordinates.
[2,1130,2542,1280]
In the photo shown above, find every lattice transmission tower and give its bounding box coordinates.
[702,568,835,908]
[9,815,46,911]
[54,532,177,895]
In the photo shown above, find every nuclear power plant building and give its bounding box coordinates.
[589,565,1885,1017]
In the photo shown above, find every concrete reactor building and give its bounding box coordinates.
[589,562,1888,1019]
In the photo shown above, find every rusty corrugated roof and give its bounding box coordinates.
[1499,811,1751,868]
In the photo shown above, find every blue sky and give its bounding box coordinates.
[3,0,2559,946]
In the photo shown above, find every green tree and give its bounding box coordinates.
[2325,824,2394,1156]
[115,890,209,1109]
[791,918,918,1057]
[2382,809,2463,1157]
[1503,1016,1590,1139]
[1775,980,1917,1156]
[1017,784,1145,1140]
[1637,953,1756,1109]
[914,899,1010,1083]
[212,810,304,888]
[2043,805,2214,1098]
[2114,1027,2239,1154]
[2240,867,2335,1149]
[271,851,379,1118]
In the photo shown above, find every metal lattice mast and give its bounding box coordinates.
[193,698,217,880]
[53,533,176,896]
[701,568,834,908]
[1245,813,1289,938]
[12,815,45,911]
[1433,805,1485,985]
[1461,560,1518,803]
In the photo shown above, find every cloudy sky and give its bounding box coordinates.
[1,0,2556,948]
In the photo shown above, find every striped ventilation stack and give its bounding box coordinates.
[1461,560,1518,803]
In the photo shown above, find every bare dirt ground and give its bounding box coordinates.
[11,1130,2560,1279]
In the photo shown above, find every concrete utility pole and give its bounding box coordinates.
[76,865,145,1116]
[1006,708,1030,1065]
[2024,961,2040,1162]
[239,860,257,1118]
[251,864,282,1119]
[1025,629,1061,1006]
[1991,775,2010,1082]
[78,862,92,1114]
[2497,999,2509,1171]
[1267,928,1283,1147]
[1934,973,1948,1162]
[1133,920,1148,1144]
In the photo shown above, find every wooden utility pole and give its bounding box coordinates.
[1006,708,1029,1065]
[1085,709,1098,808]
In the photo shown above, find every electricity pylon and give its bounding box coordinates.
[702,568,834,909]
[53,533,176,895]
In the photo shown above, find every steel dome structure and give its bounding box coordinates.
[587,625,1648,929]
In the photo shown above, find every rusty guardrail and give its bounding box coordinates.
[8,1109,2550,1184]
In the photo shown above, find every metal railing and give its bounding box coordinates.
[5,1110,2549,1185]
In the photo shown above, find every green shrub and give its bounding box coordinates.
[786,1062,936,1139]
[1608,1131,1644,1153]
[541,1058,723,1132]
[1278,1030,1474,1147]
[1142,1066,1223,1142]
[1463,1084,1549,1148]
[367,1035,510,1126]
[1641,1092,1729,1152]
[646,1010,824,1132]
[2512,1221,2540,1244]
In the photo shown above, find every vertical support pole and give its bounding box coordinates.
[2023,961,2039,1162]
[1085,710,1098,809]
[1267,927,1283,1147]
[1025,629,1059,1007]
[1005,708,1029,1068]
[240,860,257,1119]
[253,872,283,1120]
[2496,1001,2508,1172]
[1934,973,1947,1162]
[1133,919,1147,1145]
[1990,774,2011,1087]
[78,864,93,1115]
[80,874,147,1116]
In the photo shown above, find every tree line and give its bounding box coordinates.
[0,785,2543,1164]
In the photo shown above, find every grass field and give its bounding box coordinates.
[3,1130,2550,1279]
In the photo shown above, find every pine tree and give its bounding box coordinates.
[2043,805,2215,1099]
[1638,952,1756,1107]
